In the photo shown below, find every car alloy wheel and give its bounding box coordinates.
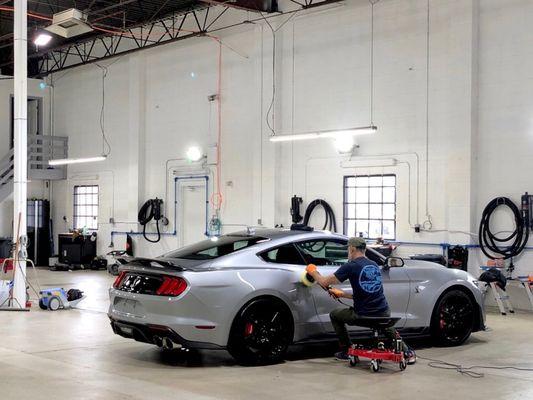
[228,298,293,365]
[432,290,474,346]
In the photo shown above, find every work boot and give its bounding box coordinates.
[334,350,350,361]
[404,349,417,365]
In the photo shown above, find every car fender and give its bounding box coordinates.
[417,279,482,328]
[404,262,483,329]
[222,268,308,344]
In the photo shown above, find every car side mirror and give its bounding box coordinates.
[384,256,404,270]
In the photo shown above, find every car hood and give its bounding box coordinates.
[404,259,473,280]
[404,259,446,270]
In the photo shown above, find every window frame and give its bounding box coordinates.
[343,174,397,240]
[258,242,306,265]
[258,238,349,266]
[257,237,387,266]
[164,235,269,260]
[294,239,348,267]
[73,185,99,231]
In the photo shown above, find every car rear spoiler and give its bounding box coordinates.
[127,257,187,271]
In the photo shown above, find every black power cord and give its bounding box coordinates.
[417,354,533,379]
[478,197,529,260]
[138,199,164,243]
[303,199,337,233]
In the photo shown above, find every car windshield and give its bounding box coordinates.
[163,235,269,260]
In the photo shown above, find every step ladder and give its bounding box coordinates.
[516,276,533,312]
[484,281,514,315]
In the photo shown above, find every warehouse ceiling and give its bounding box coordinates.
[0,0,283,75]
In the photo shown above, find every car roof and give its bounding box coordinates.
[227,228,345,240]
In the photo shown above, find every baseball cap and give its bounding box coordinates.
[348,237,367,249]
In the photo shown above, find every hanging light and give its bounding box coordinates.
[186,146,204,162]
[271,1,380,146]
[49,155,107,166]
[333,135,355,154]
[269,126,377,143]
[33,33,52,47]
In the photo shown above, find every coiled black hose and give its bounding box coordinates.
[478,197,529,260]
[138,199,163,243]
[302,199,337,233]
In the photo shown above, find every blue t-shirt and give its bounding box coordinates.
[334,256,389,316]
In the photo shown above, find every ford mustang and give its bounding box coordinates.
[108,228,485,365]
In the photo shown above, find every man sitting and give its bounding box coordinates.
[306,237,416,364]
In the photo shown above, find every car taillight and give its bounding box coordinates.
[113,271,127,288]
[156,276,187,297]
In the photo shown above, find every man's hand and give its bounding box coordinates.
[305,264,341,288]
[306,264,317,274]
[328,288,345,299]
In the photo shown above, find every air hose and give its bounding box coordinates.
[302,199,337,233]
[478,197,529,260]
[138,198,164,243]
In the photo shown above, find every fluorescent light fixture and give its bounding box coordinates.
[34,33,52,46]
[186,146,203,162]
[269,125,377,142]
[49,155,107,166]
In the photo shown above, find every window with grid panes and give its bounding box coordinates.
[343,175,396,240]
[73,185,99,230]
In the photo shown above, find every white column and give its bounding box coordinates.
[12,0,28,308]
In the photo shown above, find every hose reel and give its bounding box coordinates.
[138,198,165,243]
[478,195,530,261]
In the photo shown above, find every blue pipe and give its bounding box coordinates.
[110,175,209,242]
[388,240,533,252]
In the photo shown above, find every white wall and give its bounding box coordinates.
[42,0,533,307]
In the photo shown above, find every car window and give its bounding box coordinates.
[259,243,306,265]
[366,247,385,266]
[294,240,348,266]
[164,235,268,260]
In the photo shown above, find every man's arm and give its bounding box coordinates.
[329,287,353,300]
[306,264,354,299]
[306,264,340,288]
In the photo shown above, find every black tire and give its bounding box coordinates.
[399,360,407,371]
[370,359,380,372]
[431,289,474,346]
[349,356,359,367]
[228,298,293,366]
[38,299,47,310]
[48,296,61,311]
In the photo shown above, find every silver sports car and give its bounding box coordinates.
[108,228,485,365]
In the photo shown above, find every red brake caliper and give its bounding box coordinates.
[244,322,254,337]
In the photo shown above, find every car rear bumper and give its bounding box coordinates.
[108,287,231,347]
[109,317,225,349]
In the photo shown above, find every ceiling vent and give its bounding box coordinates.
[44,9,93,38]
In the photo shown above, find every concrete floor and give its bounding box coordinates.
[0,269,532,400]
